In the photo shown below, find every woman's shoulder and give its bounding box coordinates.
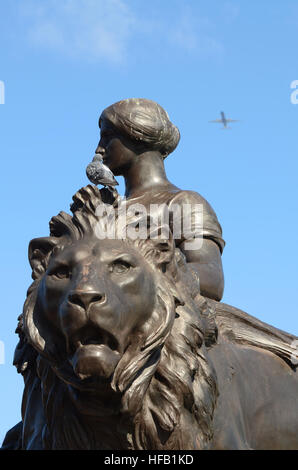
[168,189,217,215]
[169,189,225,252]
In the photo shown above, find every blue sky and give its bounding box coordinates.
[1,0,298,444]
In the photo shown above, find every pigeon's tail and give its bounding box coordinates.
[107,186,121,208]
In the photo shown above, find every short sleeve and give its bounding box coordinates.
[168,190,225,253]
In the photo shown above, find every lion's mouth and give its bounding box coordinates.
[69,326,119,355]
[68,326,121,381]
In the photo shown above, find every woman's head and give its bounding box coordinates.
[99,98,180,159]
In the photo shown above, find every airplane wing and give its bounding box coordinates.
[225,119,239,122]
[209,119,223,123]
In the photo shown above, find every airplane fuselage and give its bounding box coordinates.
[220,111,227,127]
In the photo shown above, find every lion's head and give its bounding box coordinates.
[17,186,218,450]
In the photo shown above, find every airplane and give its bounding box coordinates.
[209,111,239,129]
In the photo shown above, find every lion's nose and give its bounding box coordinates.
[68,291,105,311]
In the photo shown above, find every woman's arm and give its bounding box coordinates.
[179,237,224,301]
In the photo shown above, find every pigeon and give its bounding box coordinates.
[86,155,119,192]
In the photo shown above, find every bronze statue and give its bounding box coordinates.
[2,100,298,450]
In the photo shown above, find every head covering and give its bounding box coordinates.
[99,98,180,158]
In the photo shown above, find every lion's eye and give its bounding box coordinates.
[50,265,70,280]
[110,260,131,274]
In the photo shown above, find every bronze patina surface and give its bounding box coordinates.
[2,99,298,450]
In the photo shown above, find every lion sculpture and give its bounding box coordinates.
[2,186,298,450]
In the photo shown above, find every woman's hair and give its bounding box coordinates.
[99,98,180,159]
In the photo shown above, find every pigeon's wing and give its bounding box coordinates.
[100,164,119,185]
[86,161,119,186]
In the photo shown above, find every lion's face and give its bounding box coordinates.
[32,237,157,385]
[18,188,216,449]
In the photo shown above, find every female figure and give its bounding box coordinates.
[94,98,224,301]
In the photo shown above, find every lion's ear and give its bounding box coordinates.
[148,226,176,271]
[152,239,175,269]
[28,237,60,280]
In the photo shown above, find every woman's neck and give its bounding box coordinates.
[123,151,176,198]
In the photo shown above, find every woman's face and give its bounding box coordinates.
[95,119,137,176]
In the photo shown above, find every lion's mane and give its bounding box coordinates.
[16,185,218,450]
